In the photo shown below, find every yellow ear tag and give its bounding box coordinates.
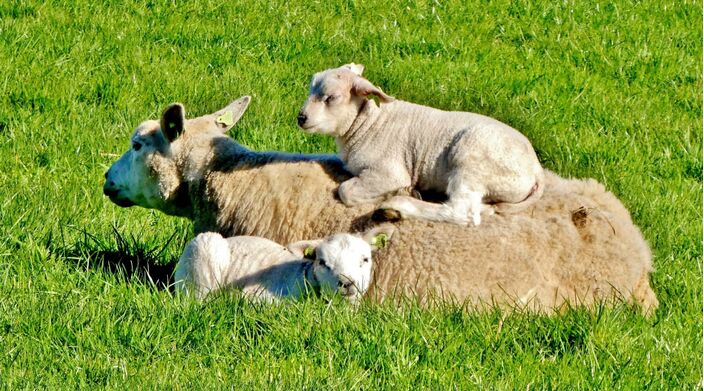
[303,247,316,258]
[372,234,388,249]
[216,111,234,127]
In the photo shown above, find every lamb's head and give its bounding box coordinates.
[103,96,251,214]
[287,225,396,303]
[297,63,394,137]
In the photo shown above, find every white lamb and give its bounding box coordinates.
[174,225,394,303]
[297,63,544,226]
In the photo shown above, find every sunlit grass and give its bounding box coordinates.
[0,0,701,388]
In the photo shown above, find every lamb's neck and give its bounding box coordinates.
[303,261,317,286]
[300,261,318,291]
[341,100,422,154]
[339,99,384,155]
[272,260,318,299]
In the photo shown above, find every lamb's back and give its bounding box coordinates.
[379,101,535,188]
[222,236,307,297]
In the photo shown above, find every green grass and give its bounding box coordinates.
[0,0,701,388]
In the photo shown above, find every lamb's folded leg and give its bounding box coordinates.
[378,179,493,227]
[337,170,410,206]
[377,195,470,225]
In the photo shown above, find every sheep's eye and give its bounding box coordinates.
[317,258,327,267]
[324,95,336,104]
[132,141,142,151]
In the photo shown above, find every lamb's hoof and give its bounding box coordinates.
[450,217,470,226]
[472,215,481,227]
[372,208,402,222]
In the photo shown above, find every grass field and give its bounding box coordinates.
[0,0,701,388]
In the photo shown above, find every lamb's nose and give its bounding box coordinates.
[103,183,117,197]
[297,112,307,127]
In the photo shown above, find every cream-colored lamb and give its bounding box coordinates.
[103,98,658,314]
[175,225,394,302]
[297,63,544,226]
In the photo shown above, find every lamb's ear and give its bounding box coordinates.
[160,103,186,142]
[211,95,251,133]
[351,76,394,103]
[341,63,365,76]
[287,239,323,260]
[362,224,396,251]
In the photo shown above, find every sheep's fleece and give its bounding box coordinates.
[103,97,658,314]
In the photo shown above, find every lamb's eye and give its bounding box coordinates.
[324,95,336,104]
[132,141,142,151]
[362,257,370,263]
[317,258,327,267]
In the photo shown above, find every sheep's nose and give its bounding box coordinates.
[297,112,307,127]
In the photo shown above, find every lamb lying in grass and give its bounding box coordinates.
[175,225,394,302]
[296,63,544,226]
[103,97,658,314]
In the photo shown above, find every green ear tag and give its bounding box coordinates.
[303,247,315,258]
[216,111,235,127]
[372,234,388,249]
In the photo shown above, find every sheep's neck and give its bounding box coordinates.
[177,131,372,242]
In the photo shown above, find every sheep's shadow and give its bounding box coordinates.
[48,227,177,290]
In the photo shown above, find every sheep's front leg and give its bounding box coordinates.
[337,170,410,206]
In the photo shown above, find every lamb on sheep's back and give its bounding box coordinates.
[297,63,545,227]
[103,97,658,314]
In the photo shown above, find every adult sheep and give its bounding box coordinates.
[103,96,658,314]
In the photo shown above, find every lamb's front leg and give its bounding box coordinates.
[337,169,411,206]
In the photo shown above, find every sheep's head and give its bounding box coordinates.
[103,96,251,215]
[297,63,394,137]
[287,224,396,303]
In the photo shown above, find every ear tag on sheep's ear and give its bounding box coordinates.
[216,111,235,127]
[303,247,316,259]
[372,234,389,249]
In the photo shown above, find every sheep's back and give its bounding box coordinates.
[367,171,657,313]
[195,153,656,313]
[203,158,377,243]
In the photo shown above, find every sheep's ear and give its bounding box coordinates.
[341,63,365,76]
[211,95,251,133]
[351,76,394,103]
[161,103,186,142]
[287,239,323,260]
[362,224,396,251]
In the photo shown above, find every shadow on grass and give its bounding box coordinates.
[47,226,177,290]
